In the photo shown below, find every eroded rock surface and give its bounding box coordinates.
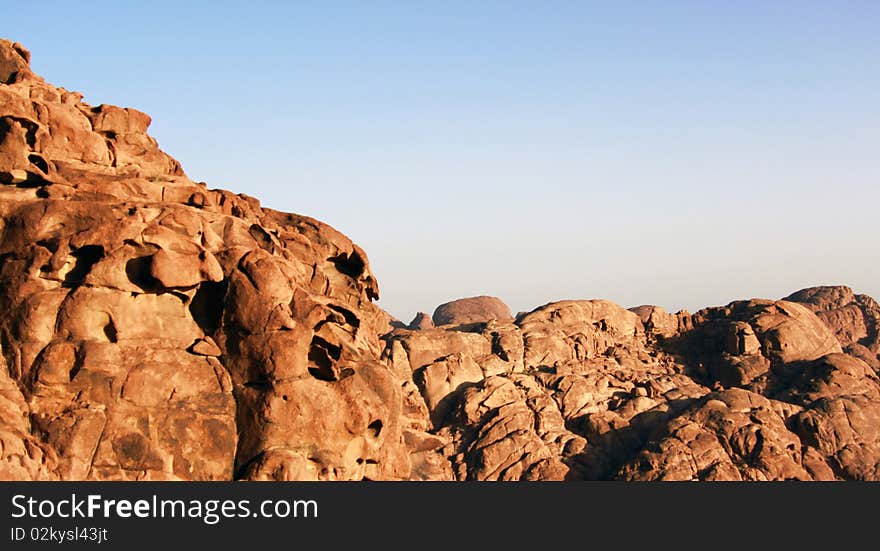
[3,38,880,481]
[0,39,402,481]
[432,296,513,326]
[785,286,880,371]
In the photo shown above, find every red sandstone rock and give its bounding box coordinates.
[0,39,406,481]
[432,295,513,326]
[785,285,880,370]
[4,38,880,481]
[408,311,434,330]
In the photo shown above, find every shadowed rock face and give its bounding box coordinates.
[407,312,434,331]
[3,38,880,481]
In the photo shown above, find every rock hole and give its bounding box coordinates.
[248,224,276,253]
[63,245,104,287]
[0,117,38,148]
[189,280,228,334]
[124,255,162,293]
[69,349,84,382]
[27,153,48,173]
[308,353,335,381]
[12,43,29,64]
[20,118,38,148]
[367,419,383,438]
[491,333,510,361]
[103,318,118,343]
[187,192,207,208]
[307,336,342,382]
[313,336,342,360]
[36,238,59,253]
[243,375,273,392]
[330,250,365,279]
[327,304,360,328]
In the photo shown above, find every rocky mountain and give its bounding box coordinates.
[2,39,879,481]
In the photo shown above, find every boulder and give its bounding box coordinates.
[432,295,513,326]
[408,311,434,330]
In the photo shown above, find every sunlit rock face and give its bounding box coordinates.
[3,38,880,481]
[0,38,405,481]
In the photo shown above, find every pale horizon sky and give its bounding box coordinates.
[6,2,879,322]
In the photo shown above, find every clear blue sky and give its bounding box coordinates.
[6,1,879,321]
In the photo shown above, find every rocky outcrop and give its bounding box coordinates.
[432,296,513,326]
[785,286,880,370]
[3,38,880,481]
[408,312,434,330]
[0,39,403,481]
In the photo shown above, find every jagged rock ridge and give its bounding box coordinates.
[2,39,879,480]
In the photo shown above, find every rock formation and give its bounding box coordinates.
[0,39,401,481]
[407,312,434,331]
[432,296,513,326]
[3,38,880,481]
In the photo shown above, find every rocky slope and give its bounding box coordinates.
[2,39,879,481]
